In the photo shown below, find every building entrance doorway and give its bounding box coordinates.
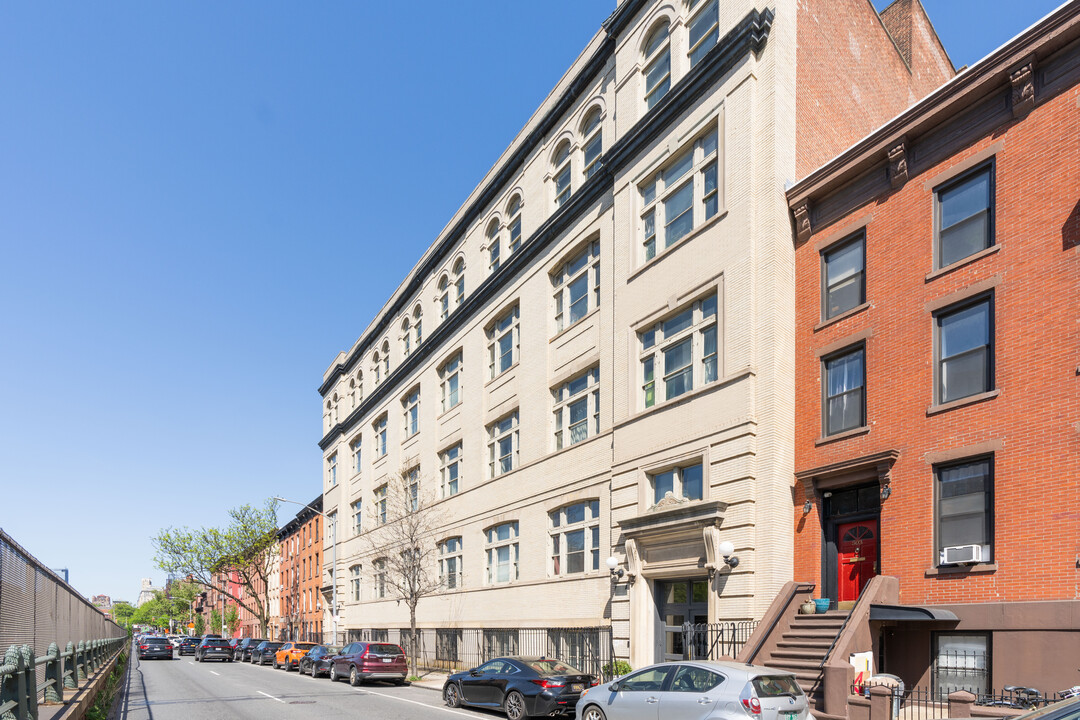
[657,578,708,661]
[821,483,880,608]
[837,520,878,603]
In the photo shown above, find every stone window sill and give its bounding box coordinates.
[925,245,999,282]
[815,425,870,446]
[924,563,997,577]
[815,302,870,332]
[926,389,999,416]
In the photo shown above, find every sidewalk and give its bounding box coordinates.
[409,670,451,692]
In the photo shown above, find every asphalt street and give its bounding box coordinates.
[118,651,503,720]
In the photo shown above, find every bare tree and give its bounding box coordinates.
[363,463,443,677]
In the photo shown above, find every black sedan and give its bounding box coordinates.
[137,637,173,661]
[298,645,341,678]
[443,657,597,719]
[250,641,283,666]
[177,637,200,656]
[234,638,266,662]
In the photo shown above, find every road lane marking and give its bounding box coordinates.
[210,670,220,676]
[258,690,286,704]
[358,688,478,717]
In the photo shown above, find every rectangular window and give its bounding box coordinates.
[933,633,989,700]
[487,305,519,379]
[823,346,866,436]
[489,239,500,274]
[439,537,462,589]
[440,352,462,413]
[407,466,419,512]
[651,462,704,506]
[436,629,461,662]
[375,484,387,525]
[639,294,718,408]
[936,297,993,404]
[644,44,670,110]
[349,565,361,602]
[374,558,386,599]
[639,127,720,261]
[402,388,420,439]
[485,522,519,584]
[936,457,993,564]
[554,164,571,207]
[351,499,363,535]
[688,0,719,66]
[374,415,387,458]
[488,411,519,478]
[327,454,337,486]
[350,436,362,474]
[822,233,866,320]
[440,443,461,498]
[553,368,601,450]
[936,165,993,269]
[509,214,522,254]
[552,240,601,333]
[550,500,601,575]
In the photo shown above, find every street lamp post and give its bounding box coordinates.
[274,496,337,644]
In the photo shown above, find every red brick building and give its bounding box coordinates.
[277,495,324,642]
[787,1,1080,702]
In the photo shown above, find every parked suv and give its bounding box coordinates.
[274,642,319,671]
[251,641,283,666]
[195,637,234,662]
[177,637,200,656]
[137,637,174,661]
[299,645,341,678]
[328,642,407,686]
[234,638,266,662]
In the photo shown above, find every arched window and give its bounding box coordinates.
[349,377,358,408]
[331,394,339,424]
[438,275,450,320]
[487,218,501,274]
[354,371,363,405]
[687,0,719,67]
[381,340,390,377]
[553,140,572,208]
[413,304,423,346]
[401,317,412,357]
[581,109,603,179]
[507,195,523,254]
[643,23,671,109]
[372,351,382,385]
[453,258,465,307]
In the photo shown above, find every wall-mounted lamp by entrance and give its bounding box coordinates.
[718,541,740,569]
[880,485,892,501]
[606,556,624,582]
[802,499,814,514]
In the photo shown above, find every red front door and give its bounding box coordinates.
[837,521,878,603]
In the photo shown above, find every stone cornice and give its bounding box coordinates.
[318,8,774,450]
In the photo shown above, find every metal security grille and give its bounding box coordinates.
[0,529,125,656]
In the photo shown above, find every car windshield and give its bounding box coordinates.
[753,675,804,697]
[525,660,583,675]
[295,643,317,651]
[207,640,231,648]
[266,643,282,650]
[326,646,342,655]
[368,644,402,657]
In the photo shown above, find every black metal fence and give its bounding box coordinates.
[680,621,759,661]
[333,626,613,678]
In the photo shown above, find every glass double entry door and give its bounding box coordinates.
[658,578,709,661]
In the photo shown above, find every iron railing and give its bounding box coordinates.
[1,637,127,719]
[680,621,759,661]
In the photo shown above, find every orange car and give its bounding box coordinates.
[274,642,319,671]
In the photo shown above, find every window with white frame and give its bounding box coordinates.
[440,443,461,498]
[440,352,462,412]
[351,499,362,535]
[487,219,501,274]
[381,341,390,377]
[507,195,523,254]
[374,558,386,598]
[413,304,423,346]
[687,0,719,67]
[488,411,519,478]
[650,461,704,505]
[553,367,600,450]
[639,293,719,407]
[350,374,361,408]
[553,141,572,208]
[438,275,450,320]
[326,511,337,545]
[581,109,603,179]
[550,500,601,575]
[439,537,463,589]
[640,127,720,261]
[372,351,382,386]
[349,564,361,602]
[406,466,419,512]
[453,258,465,308]
[402,387,420,439]
[485,522,519,584]
[350,435,362,474]
[374,484,387,524]
[374,414,387,458]
[401,317,412,357]
[327,453,337,486]
[487,305,519,378]
[643,23,671,110]
[553,240,600,333]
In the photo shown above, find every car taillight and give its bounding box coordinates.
[532,679,566,689]
[590,679,600,686]
[742,698,762,715]
[139,645,147,650]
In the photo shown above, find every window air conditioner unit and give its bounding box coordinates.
[941,544,982,565]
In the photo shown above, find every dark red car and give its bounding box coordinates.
[328,641,408,686]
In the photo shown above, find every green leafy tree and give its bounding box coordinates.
[153,501,279,636]
[210,609,223,635]
[225,605,240,635]
[112,602,136,628]
[194,615,205,636]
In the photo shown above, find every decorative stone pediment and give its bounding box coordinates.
[651,492,690,511]
[888,139,908,189]
[1010,56,1036,118]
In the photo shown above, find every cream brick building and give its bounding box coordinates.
[317,0,952,668]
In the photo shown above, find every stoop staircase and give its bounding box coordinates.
[756,611,849,706]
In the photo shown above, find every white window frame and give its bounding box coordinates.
[485,522,519,585]
[549,500,601,576]
[487,305,520,379]
[553,240,600,333]
[413,305,423,346]
[687,0,719,67]
[453,258,465,308]
[374,558,386,599]
[402,387,420,439]
[374,484,387,525]
[439,537,463,589]
[639,125,720,262]
[374,414,388,458]
[350,435,362,474]
[649,461,705,506]
[381,341,390,377]
[438,275,450,320]
[553,367,601,450]
[581,109,603,179]
[406,465,420,512]
[327,453,337,486]
[553,141,572,208]
[639,293,719,408]
[349,564,361,602]
[440,443,461,498]
[643,23,671,110]
[440,352,462,413]
[507,196,523,254]
[488,411,519,478]
[401,317,412,357]
[372,352,382,386]
[487,219,501,274]
[351,499,363,535]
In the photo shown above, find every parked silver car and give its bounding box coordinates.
[575,660,809,720]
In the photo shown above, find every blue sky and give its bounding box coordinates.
[0,1,1062,602]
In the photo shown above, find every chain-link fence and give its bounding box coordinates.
[1,529,125,656]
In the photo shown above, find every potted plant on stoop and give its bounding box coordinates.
[800,597,817,614]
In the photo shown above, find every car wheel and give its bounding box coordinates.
[504,690,527,720]
[349,666,360,686]
[329,664,339,682]
[444,683,463,708]
[581,706,607,720]
[311,664,318,678]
